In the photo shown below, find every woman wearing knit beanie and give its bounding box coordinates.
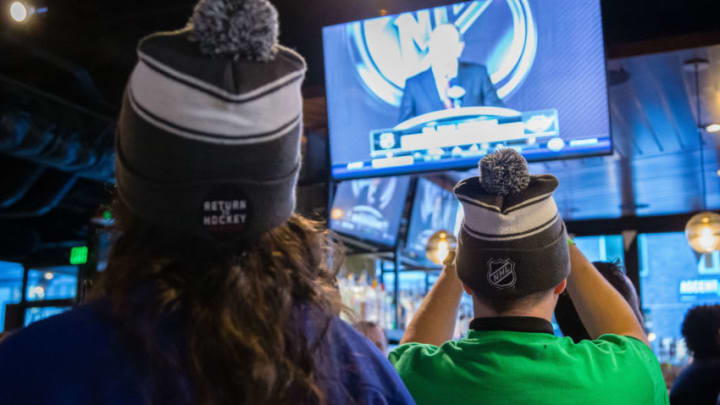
[0,1,415,404]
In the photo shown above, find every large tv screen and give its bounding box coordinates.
[324,0,611,179]
[404,178,462,264]
[330,176,411,247]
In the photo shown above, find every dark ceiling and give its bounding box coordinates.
[1,0,720,261]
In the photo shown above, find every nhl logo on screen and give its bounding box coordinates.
[487,258,517,289]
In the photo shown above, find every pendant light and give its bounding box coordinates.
[683,58,720,253]
[426,230,457,265]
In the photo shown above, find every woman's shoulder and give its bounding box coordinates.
[0,303,147,404]
[0,302,130,375]
[324,317,416,404]
[0,303,114,351]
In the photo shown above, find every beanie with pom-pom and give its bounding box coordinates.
[115,0,306,241]
[453,149,570,299]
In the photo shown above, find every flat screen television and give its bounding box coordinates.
[330,176,410,247]
[404,178,461,264]
[323,0,611,179]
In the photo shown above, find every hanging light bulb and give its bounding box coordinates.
[685,212,720,253]
[706,123,720,133]
[8,2,47,23]
[9,2,28,22]
[426,230,457,265]
[700,227,714,251]
[684,59,717,253]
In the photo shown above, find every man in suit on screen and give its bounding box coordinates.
[398,24,504,124]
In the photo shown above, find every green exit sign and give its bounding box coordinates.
[70,246,88,265]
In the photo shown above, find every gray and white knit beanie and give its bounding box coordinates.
[454,149,570,299]
[115,0,306,240]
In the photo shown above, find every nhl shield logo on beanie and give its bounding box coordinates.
[454,149,570,300]
[114,0,306,240]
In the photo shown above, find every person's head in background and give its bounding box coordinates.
[454,149,570,321]
[428,24,465,79]
[90,0,343,403]
[681,304,720,360]
[354,321,388,354]
[555,261,644,343]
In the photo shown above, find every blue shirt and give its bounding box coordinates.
[0,303,415,405]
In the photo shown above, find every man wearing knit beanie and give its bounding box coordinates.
[389,149,668,405]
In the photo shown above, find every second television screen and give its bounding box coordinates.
[324,0,611,179]
[405,178,461,264]
[330,176,410,247]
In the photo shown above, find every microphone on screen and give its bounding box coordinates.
[447,78,466,109]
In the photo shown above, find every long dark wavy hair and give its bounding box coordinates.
[91,197,343,405]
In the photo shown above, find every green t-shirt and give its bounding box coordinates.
[389,323,668,405]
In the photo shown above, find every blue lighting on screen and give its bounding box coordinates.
[324,0,611,179]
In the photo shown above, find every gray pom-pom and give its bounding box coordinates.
[479,149,530,196]
[187,0,279,62]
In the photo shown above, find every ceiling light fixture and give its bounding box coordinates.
[9,1,28,22]
[706,123,720,133]
[426,230,457,265]
[686,213,720,253]
[8,1,47,23]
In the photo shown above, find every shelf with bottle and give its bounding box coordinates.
[339,273,394,330]
[339,271,474,340]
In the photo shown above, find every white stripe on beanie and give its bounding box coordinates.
[460,194,559,240]
[128,59,303,145]
[137,51,305,102]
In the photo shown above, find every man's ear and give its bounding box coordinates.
[461,282,473,296]
[553,279,567,295]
